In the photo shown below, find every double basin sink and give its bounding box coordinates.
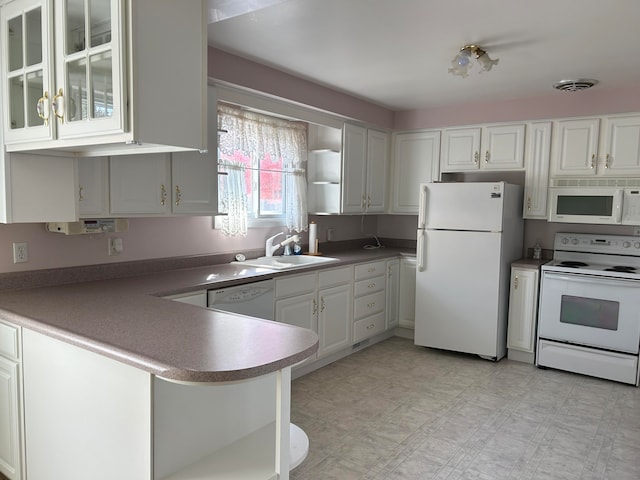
[233,255,339,270]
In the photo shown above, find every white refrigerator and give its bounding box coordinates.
[414,182,524,360]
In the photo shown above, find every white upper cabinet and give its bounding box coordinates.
[600,115,640,176]
[551,114,640,178]
[1,0,207,155]
[523,122,552,219]
[550,118,600,176]
[441,124,525,172]
[77,156,109,217]
[389,130,440,214]
[341,123,389,214]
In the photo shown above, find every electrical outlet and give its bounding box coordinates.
[12,242,28,263]
[108,237,123,256]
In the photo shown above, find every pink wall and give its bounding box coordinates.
[208,48,395,129]
[394,85,640,130]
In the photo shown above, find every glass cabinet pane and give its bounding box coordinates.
[66,0,86,54]
[90,0,111,47]
[25,8,42,66]
[26,71,45,127]
[8,15,23,72]
[9,76,25,129]
[67,58,88,122]
[90,51,113,118]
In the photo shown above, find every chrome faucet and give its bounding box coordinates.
[265,232,300,257]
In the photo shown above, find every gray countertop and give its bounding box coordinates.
[0,248,410,383]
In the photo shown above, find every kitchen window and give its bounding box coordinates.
[216,104,308,236]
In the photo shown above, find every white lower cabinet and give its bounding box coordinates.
[507,265,539,363]
[275,267,353,362]
[0,321,23,480]
[353,261,387,342]
[398,257,416,330]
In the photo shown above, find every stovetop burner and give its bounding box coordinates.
[558,261,589,268]
[604,266,637,273]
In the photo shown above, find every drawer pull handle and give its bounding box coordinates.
[368,283,376,289]
[366,323,375,329]
[367,302,376,308]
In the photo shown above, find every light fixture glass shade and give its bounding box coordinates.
[476,52,499,73]
[449,44,498,78]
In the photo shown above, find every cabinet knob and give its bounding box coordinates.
[590,154,596,169]
[605,154,610,169]
[484,151,490,163]
[175,185,182,205]
[527,196,532,211]
[37,91,50,126]
[473,151,479,165]
[514,275,519,289]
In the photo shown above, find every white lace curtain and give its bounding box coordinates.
[217,104,308,235]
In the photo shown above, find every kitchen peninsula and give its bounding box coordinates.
[0,262,320,480]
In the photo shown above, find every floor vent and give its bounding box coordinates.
[352,339,370,350]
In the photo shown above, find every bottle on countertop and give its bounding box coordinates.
[533,243,542,260]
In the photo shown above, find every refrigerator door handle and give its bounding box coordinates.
[418,184,427,229]
[417,230,426,272]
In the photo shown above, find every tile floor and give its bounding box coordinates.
[290,336,640,480]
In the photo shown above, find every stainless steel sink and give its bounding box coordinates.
[233,255,340,270]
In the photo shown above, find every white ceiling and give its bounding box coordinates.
[206,0,640,112]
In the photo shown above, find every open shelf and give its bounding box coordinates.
[162,423,308,480]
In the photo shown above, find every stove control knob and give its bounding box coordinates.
[635,242,640,249]
[623,241,631,248]
[561,237,569,245]
[571,238,579,245]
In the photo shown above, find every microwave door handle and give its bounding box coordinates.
[418,184,427,229]
[616,189,623,223]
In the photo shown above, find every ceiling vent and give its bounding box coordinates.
[553,79,599,92]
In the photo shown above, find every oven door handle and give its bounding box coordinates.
[543,272,640,287]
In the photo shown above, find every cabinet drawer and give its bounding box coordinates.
[354,275,385,297]
[276,272,317,298]
[353,312,386,343]
[354,290,386,320]
[318,266,353,289]
[354,261,386,281]
[0,322,20,360]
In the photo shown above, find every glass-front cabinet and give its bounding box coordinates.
[1,0,123,145]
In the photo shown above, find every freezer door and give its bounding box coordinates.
[414,229,505,358]
[422,182,505,231]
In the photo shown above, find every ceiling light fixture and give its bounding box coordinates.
[449,44,499,78]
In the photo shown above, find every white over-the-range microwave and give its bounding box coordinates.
[548,186,640,225]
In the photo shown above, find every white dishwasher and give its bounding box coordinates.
[207,279,275,320]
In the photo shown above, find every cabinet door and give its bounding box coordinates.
[390,130,440,214]
[507,268,538,353]
[341,123,367,213]
[600,115,640,176]
[385,259,400,329]
[109,153,170,214]
[1,0,53,144]
[481,124,525,170]
[78,156,109,217]
[551,118,600,176]
[523,122,552,219]
[0,356,22,480]
[275,292,317,332]
[171,151,218,215]
[364,129,388,213]
[53,0,125,139]
[398,257,416,329]
[441,127,481,172]
[317,285,352,358]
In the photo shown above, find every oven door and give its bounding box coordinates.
[538,271,640,354]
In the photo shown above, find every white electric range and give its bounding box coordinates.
[537,233,640,385]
